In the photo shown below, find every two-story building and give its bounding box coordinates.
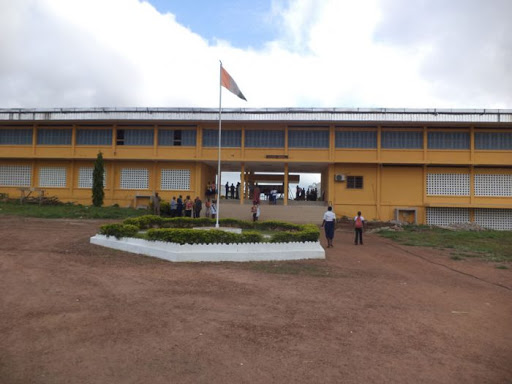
[1,107,511,229]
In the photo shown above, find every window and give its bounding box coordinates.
[428,131,470,149]
[245,130,284,148]
[475,132,512,150]
[78,167,107,188]
[335,131,377,148]
[288,130,329,148]
[347,176,363,189]
[202,129,241,147]
[158,129,196,146]
[427,173,470,196]
[381,131,423,149]
[37,129,72,145]
[120,168,148,189]
[474,209,512,230]
[0,165,32,186]
[0,129,33,145]
[39,167,67,187]
[426,207,470,226]
[160,169,190,190]
[123,129,154,146]
[474,174,512,196]
[76,129,112,145]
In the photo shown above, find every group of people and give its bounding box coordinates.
[225,182,241,200]
[322,208,365,248]
[152,193,217,219]
[295,186,319,201]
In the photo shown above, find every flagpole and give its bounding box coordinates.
[216,61,223,228]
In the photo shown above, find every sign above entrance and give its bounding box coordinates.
[266,155,288,159]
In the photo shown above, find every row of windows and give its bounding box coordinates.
[341,173,512,196]
[2,128,512,150]
[427,173,512,196]
[0,165,191,191]
[427,207,512,230]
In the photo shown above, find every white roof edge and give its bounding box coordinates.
[0,107,511,123]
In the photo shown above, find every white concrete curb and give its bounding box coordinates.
[90,235,325,262]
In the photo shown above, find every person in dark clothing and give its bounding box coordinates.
[230,183,235,199]
[176,195,183,217]
[225,182,230,199]
[194,196,202,218]
[354,211,365,245]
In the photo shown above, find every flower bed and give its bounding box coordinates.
[91,215,324,262]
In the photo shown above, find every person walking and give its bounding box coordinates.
[354,211,365,245]
[321,206,336,248]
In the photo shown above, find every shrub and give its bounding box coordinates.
[146,228,238,245]
[92,152,105,207]
[99,224,139,239]
[270,224,319,243]
[124,215,164,229]
[160,202,171,217]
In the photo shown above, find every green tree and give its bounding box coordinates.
[92,151,105,207]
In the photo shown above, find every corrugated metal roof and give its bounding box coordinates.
[0,107,511,124]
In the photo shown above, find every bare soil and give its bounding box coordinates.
[1,216,511,384]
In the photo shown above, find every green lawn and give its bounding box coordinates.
[0,201,148,219]
[378,226,512,263]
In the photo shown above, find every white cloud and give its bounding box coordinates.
[0,0,510,108]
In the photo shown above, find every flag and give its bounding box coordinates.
[221,66,247,101]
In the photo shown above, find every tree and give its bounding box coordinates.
[92,151,105,207]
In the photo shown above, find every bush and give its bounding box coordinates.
[99,224,139,239]
[124,215,164,229]
[160,202,171,217]
[111,217,319,244]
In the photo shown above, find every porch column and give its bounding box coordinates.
[283,163,289,206]
[240,162,245,205]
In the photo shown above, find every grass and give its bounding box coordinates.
[378,225,512,263]
[0,200,148,219]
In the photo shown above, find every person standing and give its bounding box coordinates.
[170,196,177,217]
[194,196,202,218]
[176,195,183,217]
[205,198,211,218]
[235,182,240,199]
[253,184,261,205]
[230,183,235,199]
[321,206,336,248]
[184,195,193,217]
[210,200,217,219]
[354,211,365,245]
[225,182,230,199]
[152,192,161,216]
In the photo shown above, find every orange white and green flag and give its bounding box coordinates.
[220,66,247,101]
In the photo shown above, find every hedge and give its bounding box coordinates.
[98,215,320,244]
[146,228,264,245]
[99,224,139,239]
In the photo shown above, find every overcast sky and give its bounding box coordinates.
[1,0,511,110]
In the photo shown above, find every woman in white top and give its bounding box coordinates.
[321,206,336,248]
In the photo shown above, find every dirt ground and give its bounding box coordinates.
[1,216,511,384]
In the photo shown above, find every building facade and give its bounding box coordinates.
[1,108,511,229]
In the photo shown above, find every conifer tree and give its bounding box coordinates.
[92,151,105,207]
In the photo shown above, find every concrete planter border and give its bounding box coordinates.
[90,235,325,262]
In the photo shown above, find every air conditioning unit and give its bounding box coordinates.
[334,174,346,182]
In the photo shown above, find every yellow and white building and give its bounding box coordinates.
[1,107,511,229]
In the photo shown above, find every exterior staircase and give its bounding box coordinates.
[215,199,327,225]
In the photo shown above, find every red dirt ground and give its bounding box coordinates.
[1,216,511,384]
